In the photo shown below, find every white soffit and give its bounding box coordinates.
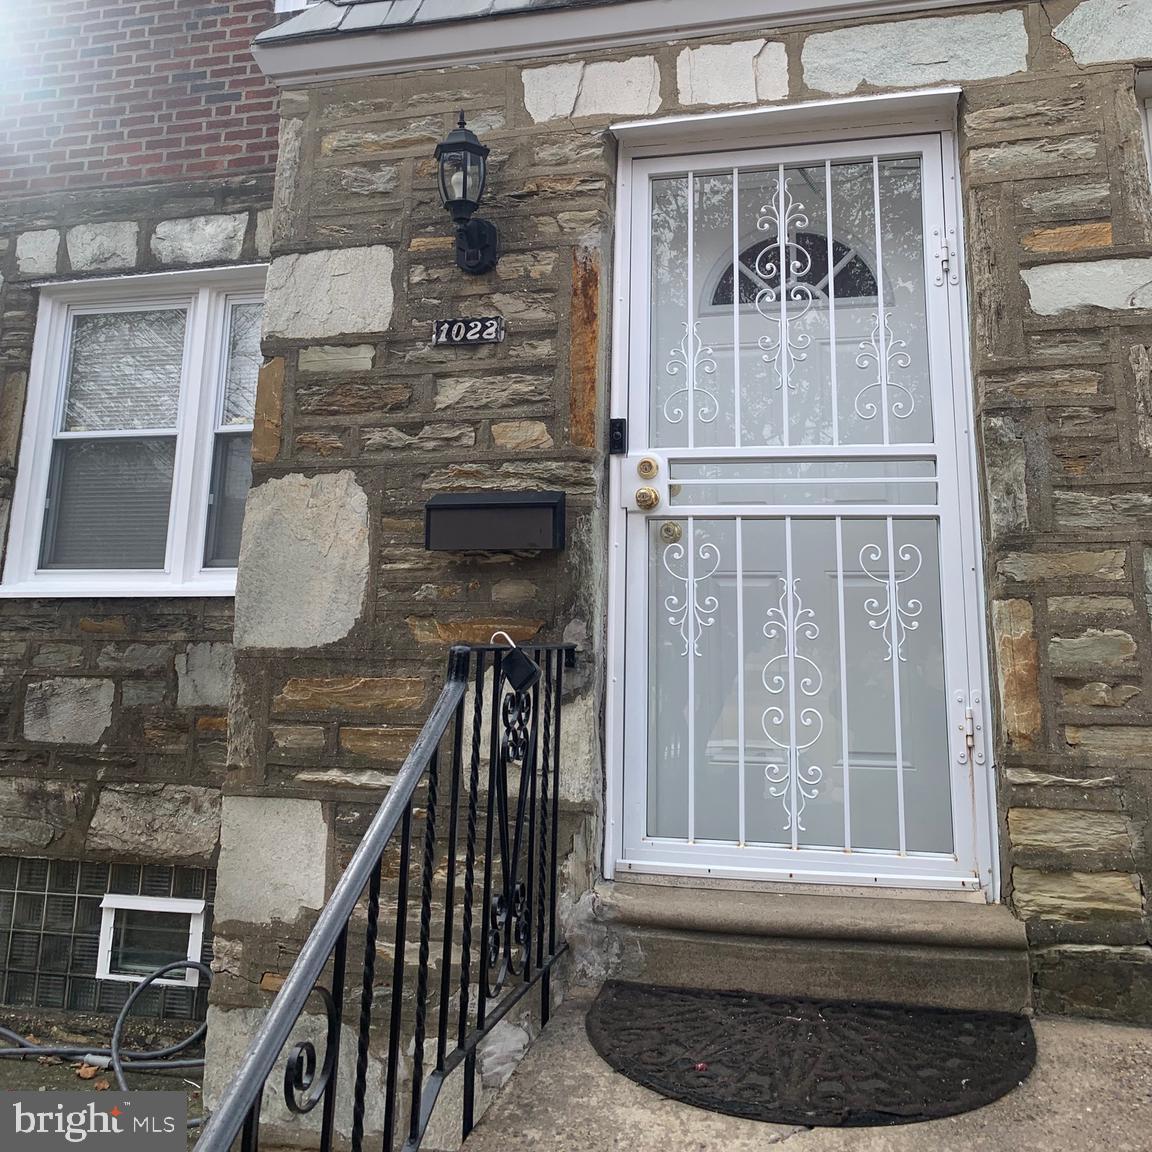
[252,0,1019,86]
[611,87,961,152]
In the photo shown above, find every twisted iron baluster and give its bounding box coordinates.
[458,651,486,1137]
[318,929,347,1152]
[350,860,381,1152]
[478,651,504,1010]
[536,652,554,972]
[382,805,412,1152]
[544,654,566,1024]
[409,748,440,1144]
[521,657,542,982]
[437,686,467,1072]
[240,1100,260,1152]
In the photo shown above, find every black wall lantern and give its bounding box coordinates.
[435,112,501,275]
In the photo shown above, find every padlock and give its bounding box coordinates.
[491,631,541,694]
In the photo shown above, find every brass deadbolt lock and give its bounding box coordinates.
[660,522,683,544]
[635,486,661,511]
[637,457,660,480]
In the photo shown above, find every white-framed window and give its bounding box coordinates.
[96,894,206,988]
[3,266,266,598]
[274,0,318,12]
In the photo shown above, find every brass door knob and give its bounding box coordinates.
[635,486,660,510]
[637,457,659,480]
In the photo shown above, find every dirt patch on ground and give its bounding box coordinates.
[0,1008,205,1142]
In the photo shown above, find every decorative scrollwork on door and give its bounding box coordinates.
[854,311,914,424]
[860,540,923,662]
[663,321,718,427]
[760,577,825,832]
[662,538,720,657]
[755,178,814,391]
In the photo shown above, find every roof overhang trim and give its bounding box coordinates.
[253,0,1015,87]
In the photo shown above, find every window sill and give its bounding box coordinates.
[0,576,237,599]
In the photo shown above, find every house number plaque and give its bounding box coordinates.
[431,316,506,346]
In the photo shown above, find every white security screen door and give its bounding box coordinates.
[615,134,991,890]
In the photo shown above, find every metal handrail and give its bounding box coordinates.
[195,641,575,1152]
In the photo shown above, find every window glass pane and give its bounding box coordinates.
[40,439,175,570]
[141,865,174,898]
[221,302,262,426]
[668,459,937,505]
[109,863,140,894]
[64,309,186,432]
[110,909,190,976]
[5,973,35,1005]
[204,433,251,568]
[71,936,99,974]
[650,175,689,450]
[18,859,48,889]
[14,894,43,928]
[49,860,78,892]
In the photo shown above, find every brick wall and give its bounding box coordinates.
[0,0,279,194]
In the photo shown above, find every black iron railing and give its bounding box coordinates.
[195,642,575,1152]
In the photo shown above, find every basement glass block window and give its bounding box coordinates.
[0,857,214,1021]
[1,267,266,597]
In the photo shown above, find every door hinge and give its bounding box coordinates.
[932,226,960,287]
[609,418,628,455]
[955,691,985,767]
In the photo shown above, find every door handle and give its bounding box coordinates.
[635,486,661,511]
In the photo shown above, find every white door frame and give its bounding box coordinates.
[603,102,997,897]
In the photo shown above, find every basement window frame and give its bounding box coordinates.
[1,265,267,599]
[95,894,206,989]
[1138,72,1152,183]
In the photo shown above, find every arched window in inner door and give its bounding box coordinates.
[711,232,878,307]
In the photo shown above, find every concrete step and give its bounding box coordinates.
[590,880,1032,1013]
[461,992,1152,1152]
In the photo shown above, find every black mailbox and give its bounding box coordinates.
[425,491,565,552]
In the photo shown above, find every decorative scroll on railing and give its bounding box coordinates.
[194,642,574,1152]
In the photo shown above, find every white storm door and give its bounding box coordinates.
[617,135,989,890]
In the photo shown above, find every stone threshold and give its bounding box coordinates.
[593,879,1029,953]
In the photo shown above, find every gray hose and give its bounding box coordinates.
[0,958,211,1128]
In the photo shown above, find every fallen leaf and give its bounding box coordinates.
[93,1079,110,1092]
[37,1055,63,1066]
[76,1064,98,1080]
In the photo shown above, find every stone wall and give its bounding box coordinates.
[203,63,610,1103]
[0,177,274,1012]
[0,1,283,1023]
[219,0,1152,1033]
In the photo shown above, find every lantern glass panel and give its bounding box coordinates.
[467,150,487,202]
[440,149,487,210]
[439,149,467,206]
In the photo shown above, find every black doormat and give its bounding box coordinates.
[586,981,1036,1127]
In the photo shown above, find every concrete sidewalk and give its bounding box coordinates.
[462,990,1152,1152]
